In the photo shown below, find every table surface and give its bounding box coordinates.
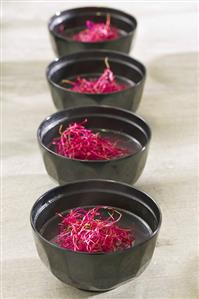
[2,2,198,299]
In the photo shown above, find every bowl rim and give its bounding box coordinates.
[48,6,137,44]
[37,105,151,163]
[30,179,162,256]
[46,49,146,96]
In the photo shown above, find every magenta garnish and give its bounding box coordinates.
[72,14,119,42]
[61,58,126,94]
[56,206,135,253]
[52,118,128,160]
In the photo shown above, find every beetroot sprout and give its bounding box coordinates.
[61,58,126,94]
[72,14,119,42]
[52,118,128,160]
[56,206,135,253]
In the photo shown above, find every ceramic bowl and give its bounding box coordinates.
[30,180,161,291]
[47,50,146,111]
[48,7,137,56]
[37,106,151,185]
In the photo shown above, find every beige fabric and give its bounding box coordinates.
[2,2,198,299]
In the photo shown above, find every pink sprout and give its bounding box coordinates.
[72,14,119,42]
[61,60,126,94]
[52,119,128,160]
[56,206,135,253]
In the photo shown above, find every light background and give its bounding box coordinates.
[1,1,198,299]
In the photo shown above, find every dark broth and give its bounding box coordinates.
[60,73,134,90]
[40,206,153,249]
[57,26,125,41]
[50,128,142,159]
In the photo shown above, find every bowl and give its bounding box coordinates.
[30,180,161,291]
[48,7,137,57]
[37,106,151,185]
[47,50,146,111]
